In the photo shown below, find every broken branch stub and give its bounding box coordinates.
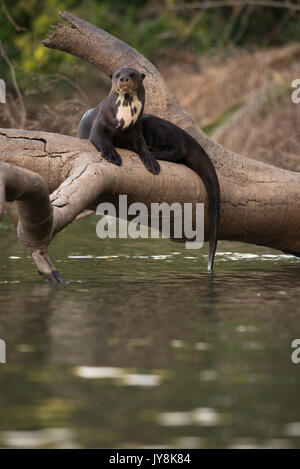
[0,162,63,283]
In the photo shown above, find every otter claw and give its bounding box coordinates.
[152,160,161,174]
[102,151,122,166]
[141,155,160,174]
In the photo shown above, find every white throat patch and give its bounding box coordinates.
[116,93,142,129]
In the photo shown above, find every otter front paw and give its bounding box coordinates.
[102,150,122,166]
[140,154,161,175]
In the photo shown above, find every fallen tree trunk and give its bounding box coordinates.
[0,11,300,282]
[1,126,300,251]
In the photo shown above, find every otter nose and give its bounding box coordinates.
[120,77,129,82]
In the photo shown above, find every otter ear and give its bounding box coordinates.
[109,73,113,79]
[141,73,145,81]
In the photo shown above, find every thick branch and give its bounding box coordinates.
[1,129,300,255]
[0,162,63,283]
[43,11,191,128]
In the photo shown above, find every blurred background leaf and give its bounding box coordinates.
[1,0,300,86]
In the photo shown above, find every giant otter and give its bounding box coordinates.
[78,67,220,271]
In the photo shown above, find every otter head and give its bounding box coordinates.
[110,67,145,95]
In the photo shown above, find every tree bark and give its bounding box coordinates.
[1,11,300,282]
[0,161,64,282]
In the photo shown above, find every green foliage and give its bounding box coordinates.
[1,0,300,89]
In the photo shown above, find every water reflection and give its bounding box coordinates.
[0,428,78,449]
[0,216,300,448]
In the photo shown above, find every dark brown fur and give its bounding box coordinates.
[78,67,220,270]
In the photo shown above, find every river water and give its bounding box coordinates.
[0,214,300,448]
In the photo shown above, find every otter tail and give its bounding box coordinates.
[185,139,220,272]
